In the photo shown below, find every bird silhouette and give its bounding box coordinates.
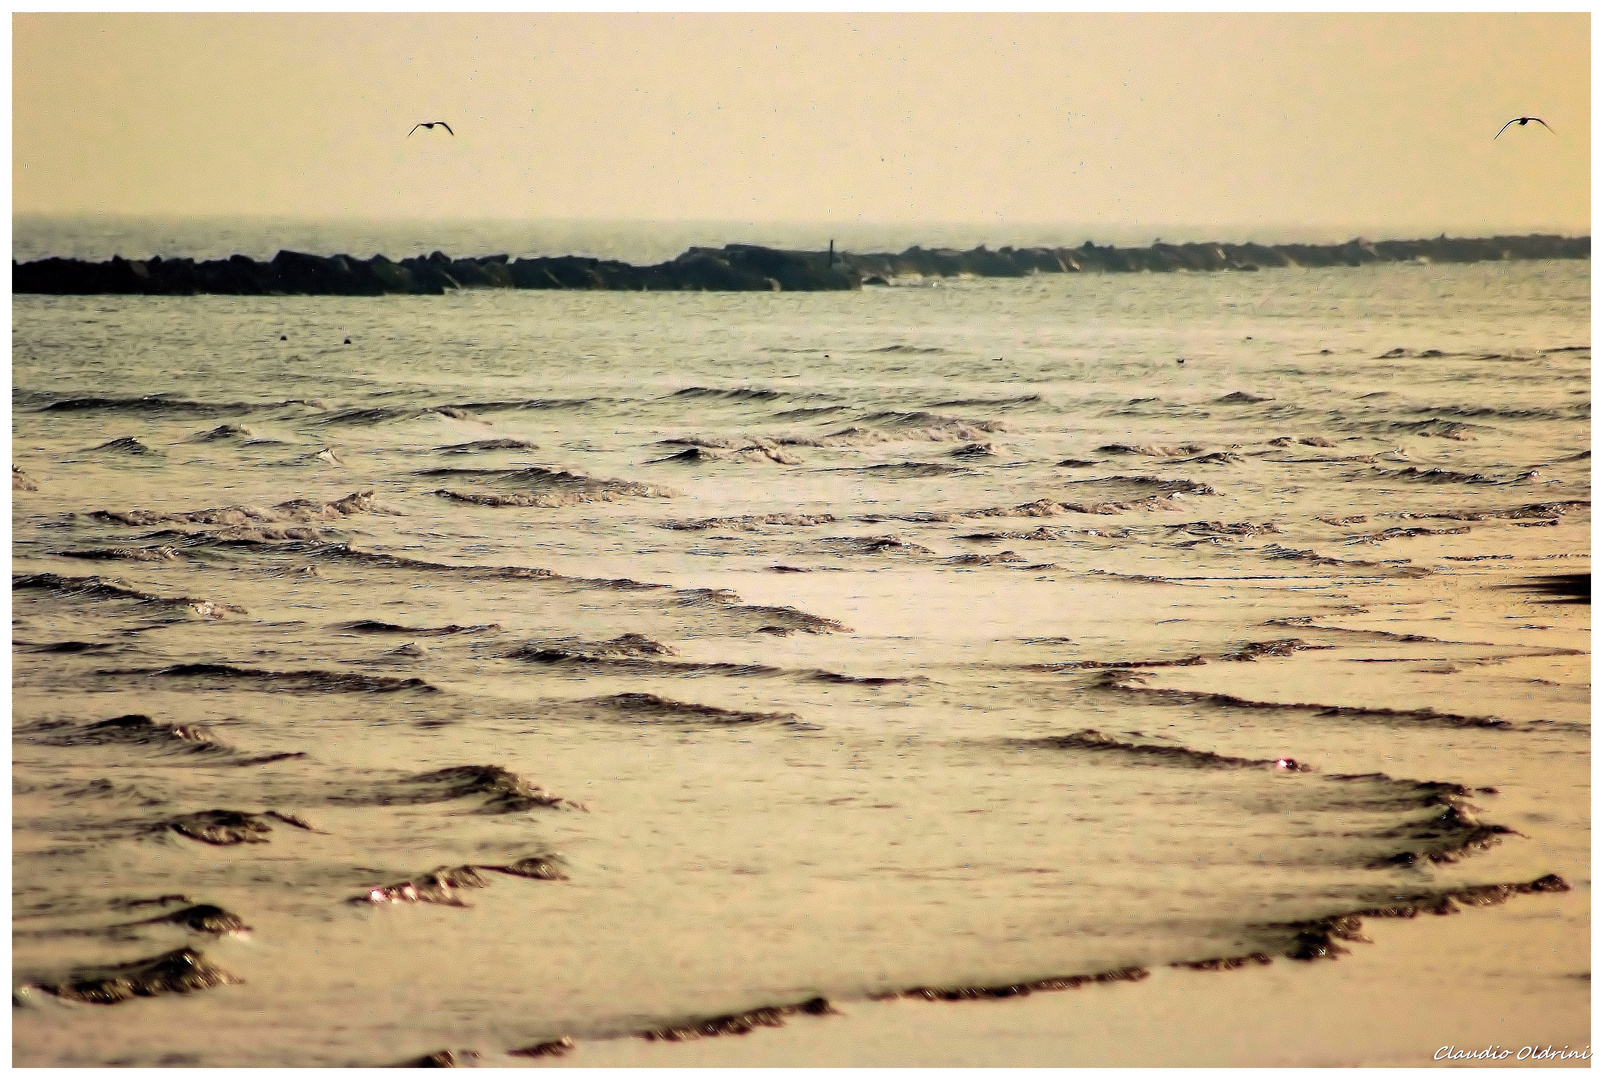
[408,121,455,137]
[1495,116,1553,139]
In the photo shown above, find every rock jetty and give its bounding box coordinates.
[13,234,1587,295]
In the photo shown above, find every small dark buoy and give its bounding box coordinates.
[343,338,352,345]
[280,335,287,341]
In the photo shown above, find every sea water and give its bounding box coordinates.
[11,223,1590,1065]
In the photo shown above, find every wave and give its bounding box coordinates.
[956,476,1216,520]
[312,404,486,426]
[1375,465,1538,485]
[189,423,257,442]
[770,405,850,421]
[632,998,839,1042]
[837,461,972,478]
[435,487,665,508]
[82,436,159,456]
[1380,418,1487,440]
[569,691,813,729]
[1233,875,1569,965]
[90,489,399,528]
[1008,728,1311,770]
[657,512,836,532]
[49,545,183,562]
[164,808,318,846]
[340,765,586,814]
[102,663,437,694]
[507,643,778,679]
[648,445,801,466]
[929,394,1041,408]
[508,633,676,661]
[38,395,313,418]
[1068,474,1217,496]
[1341,526,1471,545]
[1093,671,1514,729]
[1412,499,1589,522]
[434,438,539,454]
[673,588,851,634]
[419,465,675,502]
[1169,451,1244,466]
[946,551,1039,567]
[856,410,1006,432]
[18,640,121,654]
[1411,404,1570,422]
[819,535,935,556]
[956,527,1067,542]
[13,572,246,618]
[292,448,343,466]
[355,854,569,910]
[22,713,230,756]
[1098,443,1206,457]
[332,619,501,636]
[1170,520,1280,537]
[20,947,239,1005]
[1260,544,1399,569]
[229,543,846,640]
[670,386,784,402]
[144,524,334,546]
[880,966,1150,1004]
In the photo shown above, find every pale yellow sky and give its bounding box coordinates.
[12,13,1591,236]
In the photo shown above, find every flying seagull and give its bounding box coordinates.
[1495,116,1553,139]
[408,121,454,137]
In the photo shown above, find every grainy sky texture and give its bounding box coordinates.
[12,12,1591,236]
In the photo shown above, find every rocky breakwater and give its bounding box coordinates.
[843,233,1590,279]
[12,243,860,296]
[12,234,1587,295]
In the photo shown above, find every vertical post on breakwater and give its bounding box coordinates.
[829,239,834,267]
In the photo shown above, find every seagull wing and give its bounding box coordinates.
[1494,118,1518,139]
[438,122,454,136]
[1532,117,1555,134]
[408,123,423,137]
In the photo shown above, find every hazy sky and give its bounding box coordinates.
[12,13,1591,237]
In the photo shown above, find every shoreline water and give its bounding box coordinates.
[12,258,1588,1066]
[559,898,1590,1069]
